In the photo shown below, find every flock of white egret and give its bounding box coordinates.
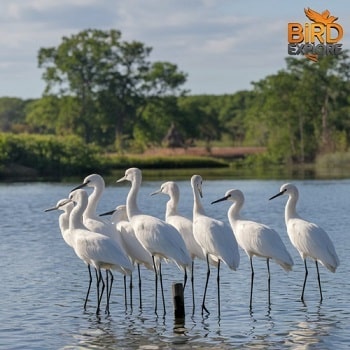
[45,167,340,317]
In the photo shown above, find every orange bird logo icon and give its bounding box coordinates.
[303,8,340,62]
[288,8,343,62]
[304,8,338,25]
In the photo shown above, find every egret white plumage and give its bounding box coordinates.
[151,181,205,312]
[269,183,340,302]
[100,205,153,309]
[191,175,240,316]
[67,189,133,314]
[72,174,132,309]
[45,198,95,310]
[212,189,294,308]
[117,168,192,316]
[45,198,75,247]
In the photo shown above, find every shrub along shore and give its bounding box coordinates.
[0,133,230,181]
[1,133,350,181]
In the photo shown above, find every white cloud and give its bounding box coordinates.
[0,0,349,98]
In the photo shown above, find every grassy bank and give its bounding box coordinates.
[1,133,350,181]
[0,153,229,181]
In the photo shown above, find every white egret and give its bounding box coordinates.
[212,189,294,308]
[100,205,154,309]
[191,175,240,316]
[71,174,132,308]
[117,168,192,316]
[68,189,133,314]
[45,198,96,310]
[151,181,205,312]
[269,183,340,302]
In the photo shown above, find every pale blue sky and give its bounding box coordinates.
[1,0,349,99]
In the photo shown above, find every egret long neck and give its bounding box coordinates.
[59,210,70,233]
[69,200,85,230]
[192,187,205,217]
[165,195,178,220]
[85,184,104,220]
[228,201,242,226]
[60,207,74,247]
[285,193,299,224]
[126,178,142,219]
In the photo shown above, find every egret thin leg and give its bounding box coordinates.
[106,270,113,314]
[152,256,158,315]
[84,265,93,310]
[129,273,133,311]
[159,261,166,315]
[250,257,254,309]
[267,258,271,306]
[191,260,195,314]
[99,271,105,314]
[109,271,114,303]
[105,270,109,314]
[217,259,221,317]
[301,259,308,302]
[315,261,323,302]
[138,264,142,309]
[201,255,210,315]
[123,275,127,309]
[96,269,105,315]
[95,268,100,313]
[183,268,188,291]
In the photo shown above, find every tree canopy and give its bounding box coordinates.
[37,29,187,148]
[245,51,350,162]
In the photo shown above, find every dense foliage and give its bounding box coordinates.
[245,53,350,162]
[0,133,103,178]
[0,133,227,179]
[37,29,187,149]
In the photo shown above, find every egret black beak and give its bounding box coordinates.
[269,191,284,200]
[44,198,72,212]
[44,205,58,212]
[211,195,229,205]
[71,180,90,192]
[150,188,162,196]
[99,209,116,217]
[116,175,126,183]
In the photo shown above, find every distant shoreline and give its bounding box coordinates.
[0,146,266,182]
[142,146,266,159]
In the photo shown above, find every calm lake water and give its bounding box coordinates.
[1,177,350,349]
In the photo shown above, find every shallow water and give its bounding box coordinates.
[1,178,349,349]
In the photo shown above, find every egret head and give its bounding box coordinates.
[44,198,73,212]
[70,173,102,192]
[100,204,128,222]
[211,189,244,205]
[69,188,88,206]
[151,181,179,198]
[114,205,128,222]
[85,174,104,187]
[191,174,203,198]
[269,183,298,200]
[117,167,142,184]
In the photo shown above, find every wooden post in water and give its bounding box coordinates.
[172,282,185,320]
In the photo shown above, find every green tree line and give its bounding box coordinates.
[1,28,350,169]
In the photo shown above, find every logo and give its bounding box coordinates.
[288,8,343,62]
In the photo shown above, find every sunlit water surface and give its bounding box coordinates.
[1,179,349,349]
